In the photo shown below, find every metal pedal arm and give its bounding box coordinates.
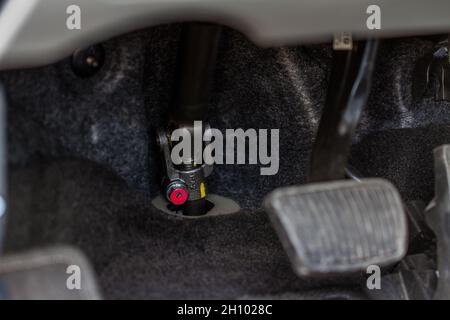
[309,39,379,182]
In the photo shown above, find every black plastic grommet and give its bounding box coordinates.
[71,45,105,78]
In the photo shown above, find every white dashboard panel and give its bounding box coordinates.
[1,0,450,69]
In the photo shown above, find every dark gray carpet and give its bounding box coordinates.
[5,159,364,299]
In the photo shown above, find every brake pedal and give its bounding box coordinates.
[264,179,408,276]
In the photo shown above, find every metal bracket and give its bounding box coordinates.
[157,127,213,214]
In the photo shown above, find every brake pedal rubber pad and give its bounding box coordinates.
[264,179,408,276]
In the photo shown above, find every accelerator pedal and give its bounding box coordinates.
[264,179,408,276]
[425,145,450,299]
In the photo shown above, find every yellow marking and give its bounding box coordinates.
[200,183,206,198]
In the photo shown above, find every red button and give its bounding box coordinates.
[169,188,188,205]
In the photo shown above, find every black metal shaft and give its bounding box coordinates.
[309,39,379,182]
[170,23,222,124]
[169,23,222,216]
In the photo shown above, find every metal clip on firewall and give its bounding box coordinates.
[265,35,409,276]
